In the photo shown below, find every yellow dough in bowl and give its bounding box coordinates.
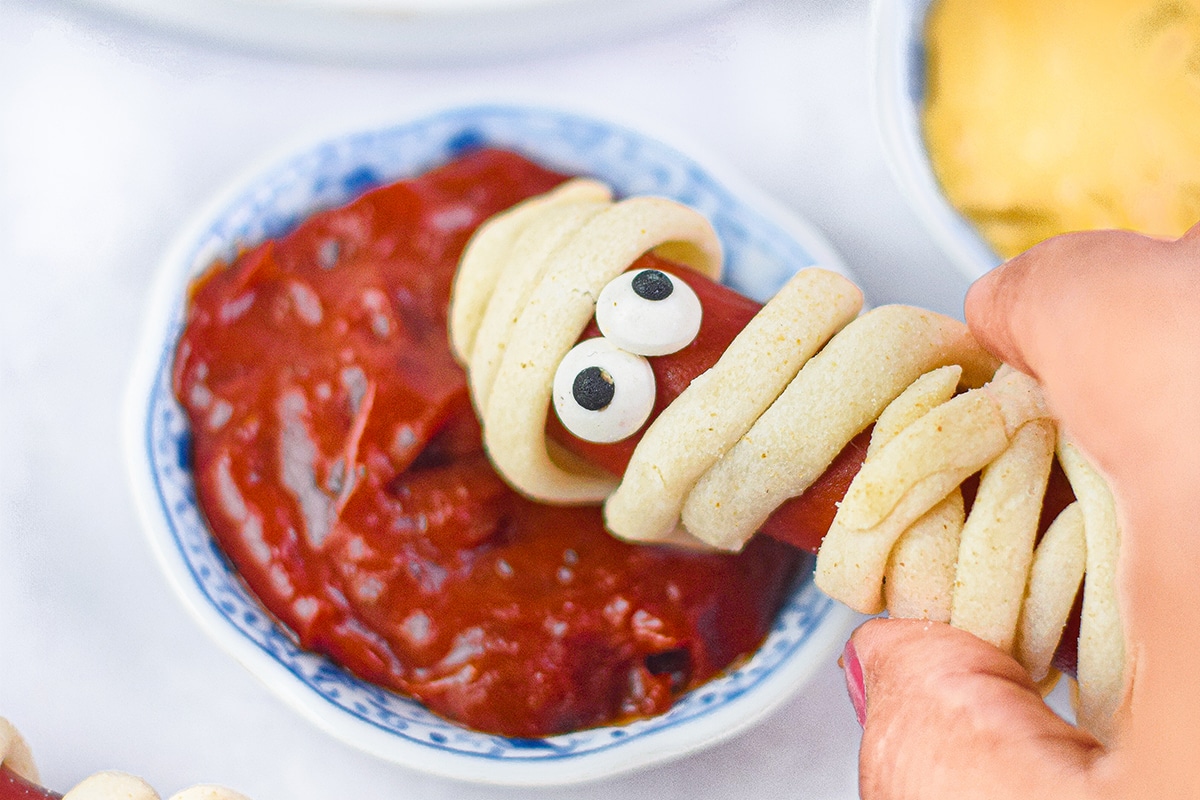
[923,0,1200,259]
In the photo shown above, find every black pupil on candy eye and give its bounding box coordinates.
[631,269,674,301]
[573,366,615,411]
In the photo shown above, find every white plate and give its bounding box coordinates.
[74,0,747,63]
[124,104,859,786]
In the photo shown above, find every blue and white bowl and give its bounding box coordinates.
[124,104,860,786]
[870,0,1002,281]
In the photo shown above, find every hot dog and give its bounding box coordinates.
[448,179,1125,742]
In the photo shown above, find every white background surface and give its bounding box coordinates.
[0,1,975,797]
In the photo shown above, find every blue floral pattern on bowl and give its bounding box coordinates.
[128,105,859,785]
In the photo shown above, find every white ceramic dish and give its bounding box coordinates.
[124,104,859,786]
[74,0,746,63]
[870,0,1002,281]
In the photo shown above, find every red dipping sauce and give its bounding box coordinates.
[172,148,805,737]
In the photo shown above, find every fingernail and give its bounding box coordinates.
[841,639,867,727]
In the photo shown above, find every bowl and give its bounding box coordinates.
[75,0,747,64]
[124,104,860,786]
[870,0,1002,281]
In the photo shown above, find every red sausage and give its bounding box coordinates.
[543,255,1082,672]
[545,255,870,555]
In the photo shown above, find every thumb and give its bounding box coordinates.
[845,617,1102,800]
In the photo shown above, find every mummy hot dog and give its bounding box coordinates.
[449,179,1125,743]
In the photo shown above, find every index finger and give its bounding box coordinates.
[965,229,1163,380]
[964,228,1200,479]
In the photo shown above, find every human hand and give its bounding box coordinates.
[843,227,1200,799]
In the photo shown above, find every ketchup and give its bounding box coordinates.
[173,149,804,738]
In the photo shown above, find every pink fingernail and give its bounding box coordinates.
[842,639,866,727]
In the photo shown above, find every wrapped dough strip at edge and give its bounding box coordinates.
[0,717,251,799]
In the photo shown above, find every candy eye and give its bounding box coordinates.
[595,268,703,356]
[552,338,656,444]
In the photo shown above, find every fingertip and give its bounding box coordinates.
[847,619,1101,798]
[850,617,1032,688]
[841,637,867,727]
[846,615,891,651]
[848,615,932,660]
[964,261,1022,363]
[844,618,936,728]
[963,268,998,334]
[966,257,1048,381]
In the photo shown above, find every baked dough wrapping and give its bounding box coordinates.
[449,179,1126,743]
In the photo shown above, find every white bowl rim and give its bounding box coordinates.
[869,0,1002,282]
[122,102,862,786]
[74,0,747,65]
